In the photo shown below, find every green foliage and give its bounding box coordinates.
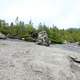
[0,18,80,44]
[49,27,64,44]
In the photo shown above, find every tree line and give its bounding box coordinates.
[0,18,80,44]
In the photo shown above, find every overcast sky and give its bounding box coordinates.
[0,0,80,29]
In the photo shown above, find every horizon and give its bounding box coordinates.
[0,0,80,29]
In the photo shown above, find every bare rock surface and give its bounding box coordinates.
[0,39,80,80]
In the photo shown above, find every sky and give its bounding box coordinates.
[0,0,80,29]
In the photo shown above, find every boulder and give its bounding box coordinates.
[0,33,7,39]
[36,31,50,46]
